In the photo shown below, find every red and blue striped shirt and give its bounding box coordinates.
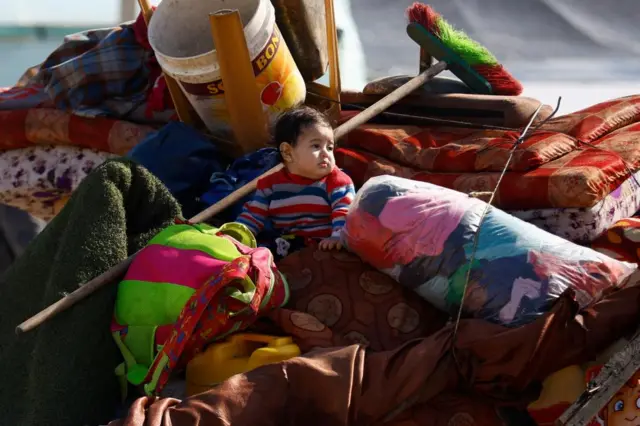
[236,167,356,239]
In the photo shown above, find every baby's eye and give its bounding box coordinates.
[327,145,334,151]
[312,144,321,149]
[614,400,624,411]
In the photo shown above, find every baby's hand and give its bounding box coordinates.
[319,237,343,251]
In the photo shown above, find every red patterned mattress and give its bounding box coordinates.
[0,108,156,220]
[336,95,640,210]
[0,108,155,156]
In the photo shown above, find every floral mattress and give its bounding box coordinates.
[509,171,640,243]
[0,145,115,221]
[0,107,154,220]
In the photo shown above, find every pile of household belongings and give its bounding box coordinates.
[2,7,640,426]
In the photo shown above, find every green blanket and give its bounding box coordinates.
[0,158,181,426]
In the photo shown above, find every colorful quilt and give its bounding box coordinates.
[342,175,637,326]
[0,108,155,155]
[540,94,640,144]
[336,95,640,210]
[0,106,156,220]
[339,125,579,173]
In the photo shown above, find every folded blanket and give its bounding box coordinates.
[0,158,180,426]
[16,14,158,118]
[0,12,175,123]
[0,108,155,155]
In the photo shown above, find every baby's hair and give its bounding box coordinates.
[272,105,332,147]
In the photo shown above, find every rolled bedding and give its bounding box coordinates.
[342,175,637,326]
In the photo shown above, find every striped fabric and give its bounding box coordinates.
[113,223,246,332]
[237,167,356,239]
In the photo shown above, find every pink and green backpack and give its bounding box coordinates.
[111,219,289,395]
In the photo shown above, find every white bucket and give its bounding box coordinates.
[148,0,307,133]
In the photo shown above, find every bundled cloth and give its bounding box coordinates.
[200,147,281,224]
[342,175,637,326]
[127,122,228,217]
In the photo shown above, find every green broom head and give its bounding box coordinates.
[407,2,523,95]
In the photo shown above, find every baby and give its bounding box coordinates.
[237,106,355,252]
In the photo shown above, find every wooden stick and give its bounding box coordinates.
[208,10,270,153]
[15,63,448,335]
[138,0,197,125]
[188,164,283,224]
[323,0,342,123]
[419,47,432,73]
[15,255,136,334]
[193,62,447,223]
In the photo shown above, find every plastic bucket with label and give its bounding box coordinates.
[148,0,306,133]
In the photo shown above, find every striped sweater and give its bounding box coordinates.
[236,167,356,239]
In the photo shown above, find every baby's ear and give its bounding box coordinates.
[279,142,294,163]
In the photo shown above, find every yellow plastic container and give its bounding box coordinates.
[186,333,301,397]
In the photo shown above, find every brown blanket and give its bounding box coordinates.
[109,249,640,426]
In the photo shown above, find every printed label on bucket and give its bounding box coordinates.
[179,26,306,132]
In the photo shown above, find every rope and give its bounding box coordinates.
[450,97,561,343]
[379,97,563,425]
[311,92,639,423]
[194,93,638,423]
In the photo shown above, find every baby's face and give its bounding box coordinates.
[287,123,336,179]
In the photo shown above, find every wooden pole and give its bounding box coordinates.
[16,62,447,335]
[208,10,270,153]
[137,0,197,126]
[305,0,342,122]
[324,0,341,123]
